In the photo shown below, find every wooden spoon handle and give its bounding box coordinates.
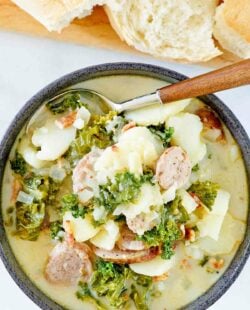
[157,59,250,103]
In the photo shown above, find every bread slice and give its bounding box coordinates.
[105,0,222,62]
[11,0,124,32]
[213,1,250,59]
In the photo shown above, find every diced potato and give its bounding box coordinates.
[63,212,100,242]
[113,183,163,219]
[18,137,49,169]
[196,214,245,255]
[130,255,176,276]
[78,188,94,204]
[94,127,163,183]
[197,190,230,240]
[125,99,191,126]
[162,185,176,204]
[167,113,206,166]
[32,120,76,161]
[179,189,198,214]
[90,220,120,250]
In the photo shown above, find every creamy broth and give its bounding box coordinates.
[1,75,248,310]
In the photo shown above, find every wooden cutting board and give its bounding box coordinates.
[0,0,238,67]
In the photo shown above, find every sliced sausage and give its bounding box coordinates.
[156,146,191,190]
[45,241,92,285]
[93,246,160,264]
[196,108,225,142]
[126,213,158,236]
[72,149,102,194]
[117,226,146,251]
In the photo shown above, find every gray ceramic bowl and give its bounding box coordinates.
[0,63,249,310]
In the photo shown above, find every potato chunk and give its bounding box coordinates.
[167,113,206,166]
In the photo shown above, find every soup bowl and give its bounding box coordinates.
[0,62,249,310]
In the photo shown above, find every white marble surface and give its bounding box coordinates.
[0,31,249,310]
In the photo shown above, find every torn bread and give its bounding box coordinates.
[11,0,124,32]
[214,0,250,59]
[105,0,222,62]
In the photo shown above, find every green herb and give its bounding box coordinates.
[90,260,130,309]
[46,92,84,114]
[208,154,212,159]
[61,193,88,218]
[10,152,27,176]
[189,181,220,210]
[148,125,174,147]
[139,206,181,260]
[130,285,150,310]
[95,171,153,215]
[199,255,210,267]
[67,111,117,165]
[169,196,189,224]
[86,260,153,309]
[50,221,64,241]
[15,202,45,240]
[76,282,107,310]
[192,164,200,172]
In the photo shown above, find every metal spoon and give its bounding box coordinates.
[45,59,250,114]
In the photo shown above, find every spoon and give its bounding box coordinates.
[46,59,250,114]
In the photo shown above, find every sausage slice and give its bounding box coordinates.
[93,246,159,264]
[45,242,92,285]
[156,146,191,190]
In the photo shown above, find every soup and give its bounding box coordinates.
[1,75,248,310]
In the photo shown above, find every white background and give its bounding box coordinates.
[0,31,249,310]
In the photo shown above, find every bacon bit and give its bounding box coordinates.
[185,228,196,242]
[196,108,225,142]
[122,121,136,133]
[153,273,168,282]
[55,111,77,129]
[180,258,191,270]
[11,178,22,203]
[208,257,224,270]
[111,145,119,152]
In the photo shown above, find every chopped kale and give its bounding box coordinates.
[169,196,190,224]
[76,282,107,310]
[50,221,64,241]
[46,92,84,114]
[95,171,153,215]
[139,206,181,260]
[148,125,174,147]
[189,181,220,210]
[199,255,210,267]
[84,260,153,309]
[15,202,45,241]
[192,164,200,172]
[61,193,88,218]
[10,152,27,176]
[67,111,117,165]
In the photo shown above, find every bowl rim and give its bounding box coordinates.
[0,62,249,310]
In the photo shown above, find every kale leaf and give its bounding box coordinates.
[50,221,64,241]
[61,193,88,218]
[46,92,84,114]
[15,202,45,241]
[67,111,117,165]
[10,152,27,176]
[95,171,153,214]
[148,125,174,147]
[84,260,153,310]
[189,181,220,210]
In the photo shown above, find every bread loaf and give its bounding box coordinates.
[105,0,222,62]
[214,0,250,59]
[11,0,124,32]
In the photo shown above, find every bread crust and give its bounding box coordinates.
[224,0,250,42]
